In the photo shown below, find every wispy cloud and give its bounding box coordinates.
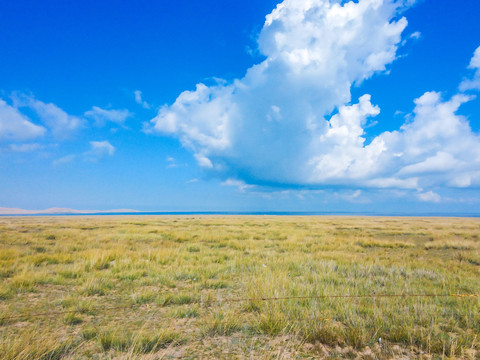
[410,31,421,40]
[459,46,480,91]
[418,191,441,203]
[0,98,46,141]
[166,156,178,168]
[344,190,363,201]
[83,141,115,161]
[12,93,84,138]
[221,178,254,192]
[84,106,133,126]
[53,154,76,167]
[8,143,44,152]
[134,90,151,109]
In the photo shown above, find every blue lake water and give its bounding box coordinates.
[2,211,479,217]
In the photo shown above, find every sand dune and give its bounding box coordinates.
[0,207,139,215]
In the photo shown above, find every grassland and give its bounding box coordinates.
[0,215,479,359]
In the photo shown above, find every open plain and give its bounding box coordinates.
[0,216,479,359]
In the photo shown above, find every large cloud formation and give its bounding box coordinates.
[147,0,480,192]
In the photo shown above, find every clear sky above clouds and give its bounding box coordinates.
[1,0,480,214]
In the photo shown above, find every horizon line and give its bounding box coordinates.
[0,207,479,218]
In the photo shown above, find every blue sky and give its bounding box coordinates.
[1,0,480,214]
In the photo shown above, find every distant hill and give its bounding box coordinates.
[0,207,139,215]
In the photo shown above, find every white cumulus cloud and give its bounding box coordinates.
[313,90,480,190]
[376,92,480,189]
[146,0,480,196]
[147,0,410,182]
[0,99,46,141]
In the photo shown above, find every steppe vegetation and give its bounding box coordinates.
[0,216,479,359]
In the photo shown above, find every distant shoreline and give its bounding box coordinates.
[1,211,479,218]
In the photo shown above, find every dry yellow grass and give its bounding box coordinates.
[0,215,479,359]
